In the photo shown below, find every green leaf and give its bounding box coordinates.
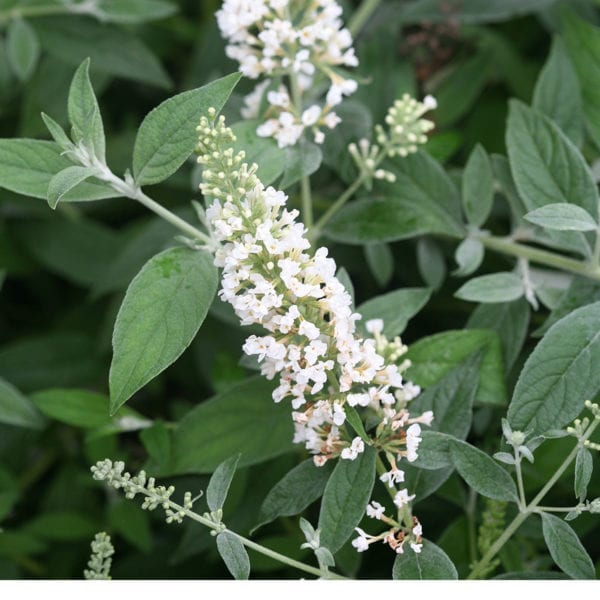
[506,100,598,254]
[540,512,595,579]
[532,36,583,146]
[231,120,285,186]
[417,237,446,289]
[216,531,250,580]
[562,10,600,150]
[356,287,431,338]
[0,467,18,523]
[24,510,97,541]
[574,447,593,501]
[14,217,121,288]
[6,18,40,81]
[409,352,482,439]
[318,446,376,553]
[171,377,294,474]
[30,388,112,429]
[278,140,322,189]
[508,301,600,436]
[132,72,241,186]
[326,151,463,244]
[455,272,524,303]
[108,499,152,553]
[406,329,506,406]
[392,539,458,579]
[431,49,493,127]
[453,238,484,277]
[412,431,453,470]
[344,405,370,443]
[95,0,178,23]
[364,243,394,288]
[207,454,241,512]
[0,377,45,430]
[0,139,116,201]
[41,112,72,150]
[33,16,171,89]
[67,58,105,163]
[109,247,218,413]
[0,332,101,393]
[524,203,597,232]
[47,165,96,209]
[399,0,560,24]
[462,143,493,227]
[254,459,334,533]
[449,439,519,502]
[466,298,530,371]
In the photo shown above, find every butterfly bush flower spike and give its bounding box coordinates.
[196,108,433,556]
[216,0,359,147]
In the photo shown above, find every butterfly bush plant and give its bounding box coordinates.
[0,0,599,581]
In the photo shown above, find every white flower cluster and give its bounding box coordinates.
[216,0,358,147]
[196,109,432,472]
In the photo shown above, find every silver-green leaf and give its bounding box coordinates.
[68,58,106,163]
[455,272,524,303]
[206,454,241,512]
[132,72,241,186]
[109,247,218,413]
[540,512,595,579]
[392,539,458,579]
[508,301,600,436]
[524,203,597,232]
[216,531,250,580]
[449,439,519,502]
[574,446,593,501]
[6,18,40,82]
[462,143,493,227]
[47,165,96,209]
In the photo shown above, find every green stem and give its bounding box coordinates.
[98,168,214,247]
[534,505,581,513]
[467,419,600,579]
[288,70,314,229]
[169,502,346,579]
[513,448,527,511]
[0,3,81,24]
[466,488,478,565]
[348,0,383,36]
[375,454,398,505]
[132,188,212,245]
[301,176,314,230]
[477,234,600,282]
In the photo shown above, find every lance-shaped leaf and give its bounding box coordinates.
[524,203,597,232]
[508,301,600,436]
[206,454,241,512]
[109,247,217,413]
[216,531,250,580]
[47,165,97,209]
[318,446,376,553]
[392,540,458,579]
[541,513,595,579]
[132,72,241,186]
[68,58,105,163]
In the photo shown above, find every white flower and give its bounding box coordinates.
[217,0,358,147]
[410,542,423,553]
[351,527,370,552]
[405,423,422,462]
[366,501,385,520]
[393,489,416,508]
[301,105,322,127]
[379,468,405,488]
[365,319,384,335]
[341,436,365,460]
[412,523,422,537]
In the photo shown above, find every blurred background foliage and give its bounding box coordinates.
[0,0,599,579]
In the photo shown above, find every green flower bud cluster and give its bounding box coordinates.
[84,532,114,580]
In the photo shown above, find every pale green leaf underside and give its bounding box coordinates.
[392,539,458,579]
[216,531,250,580]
